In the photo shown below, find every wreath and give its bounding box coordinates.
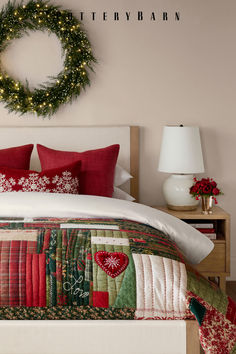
[0,0,96,117]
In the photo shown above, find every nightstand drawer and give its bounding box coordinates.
[194,242,226,273]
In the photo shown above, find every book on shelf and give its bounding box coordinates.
[188,223,217,240]
[202,233,217,240]
[196,228,216,233]
[189,223,214,229]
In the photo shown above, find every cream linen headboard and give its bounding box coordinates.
[0,126,139,201]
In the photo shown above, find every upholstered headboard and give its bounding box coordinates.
[0,126,139,201]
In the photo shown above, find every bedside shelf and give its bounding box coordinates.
[152,206,230,291]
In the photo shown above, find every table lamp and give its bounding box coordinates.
[158,125,204,210]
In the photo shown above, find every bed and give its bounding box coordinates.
[0,126,234,354]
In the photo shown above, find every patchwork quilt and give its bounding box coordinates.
[0,217,235,353]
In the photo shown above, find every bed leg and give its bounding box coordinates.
[186,320,200,354]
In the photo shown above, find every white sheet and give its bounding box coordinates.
[0,192,214,264]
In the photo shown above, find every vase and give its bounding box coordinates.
[201,196,213,214]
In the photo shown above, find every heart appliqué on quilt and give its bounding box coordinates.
[94,251,129,278]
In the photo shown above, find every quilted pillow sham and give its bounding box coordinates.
[0,162,80,194]
[0,144,33,169]
[37,144,120,197]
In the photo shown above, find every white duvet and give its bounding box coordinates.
[0,192,214,264]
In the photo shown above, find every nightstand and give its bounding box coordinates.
[153,206,230,291]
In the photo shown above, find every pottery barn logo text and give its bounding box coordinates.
[78,11,180,22]
[63,12,180,22]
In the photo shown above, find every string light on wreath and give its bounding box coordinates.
[0,0,96,117]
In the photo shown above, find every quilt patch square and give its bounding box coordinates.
[93,291,109,308]
[94,251,129,278]
[189,297,206,326]
[133,254,187,319]
[0,239,37,306]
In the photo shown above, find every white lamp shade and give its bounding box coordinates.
[158,126,204,174]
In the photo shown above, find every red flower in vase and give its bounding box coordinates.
[212,188,220,195]
[202,185,212,194]
[189,177,223,205]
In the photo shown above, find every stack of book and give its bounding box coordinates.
[189,222,217,240]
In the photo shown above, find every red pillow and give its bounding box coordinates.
[37,144,120,197]
[0,144,33,169]
[0,162,80,194]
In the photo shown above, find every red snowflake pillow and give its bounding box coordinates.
[0,162,80,194]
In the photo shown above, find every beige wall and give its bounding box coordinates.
[0,0,235,279]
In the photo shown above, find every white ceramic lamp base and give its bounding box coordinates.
[163,174,199,211]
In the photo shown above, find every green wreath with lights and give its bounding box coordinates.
[0,0,96,117]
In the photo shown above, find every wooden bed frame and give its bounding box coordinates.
[130,126,139,202]
[0,126,200,354]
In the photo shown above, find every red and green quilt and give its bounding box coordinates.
[0,217,235,353]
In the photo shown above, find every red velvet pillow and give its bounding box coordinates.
[0,144,33,169]
[0,162,80,194]
[37,144,120,197]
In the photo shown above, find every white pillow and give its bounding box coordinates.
[114,164,133,187]
[113,187,135,201]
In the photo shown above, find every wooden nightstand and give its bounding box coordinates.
[153,206,230,291]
